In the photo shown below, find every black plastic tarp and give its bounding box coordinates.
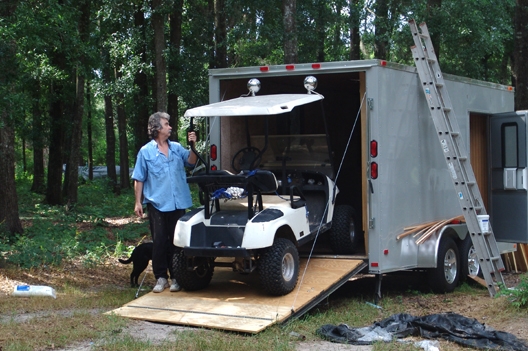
[317,313,528,351]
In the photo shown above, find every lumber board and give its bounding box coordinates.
[108,258,365,333]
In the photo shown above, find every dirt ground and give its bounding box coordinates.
[1,256,527,351]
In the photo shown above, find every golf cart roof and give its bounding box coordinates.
[184,94,324,117]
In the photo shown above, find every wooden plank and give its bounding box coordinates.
[108,258,365,333]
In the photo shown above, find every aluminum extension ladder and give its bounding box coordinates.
[408,19,505,297]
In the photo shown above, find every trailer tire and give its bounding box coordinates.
[459,235,482,283]
[259,238,299,296]
[329,205,361,254]
[172,251,214,291]
[428,237,460,293]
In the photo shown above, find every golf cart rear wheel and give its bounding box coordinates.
[329,205,361,254]
[172,251,214,291]
[428,237,460,293]
[259,238,299,296]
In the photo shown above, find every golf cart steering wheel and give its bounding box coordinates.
[231,146,262,173]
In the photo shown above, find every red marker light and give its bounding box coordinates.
[370,140,378,158]
[383,249,389,255]
[371,262,379,267]
[260,66,269,72]
[380,60,387,66]
[210,144,217,161]
[371,162,378,179]
[312,63,321,69]
[211,165,217,171]
[285,64,295,70]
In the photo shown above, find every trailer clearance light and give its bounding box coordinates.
[370,162,378,179]
[371,262,379,267]
[370,140,378,158]
[210,144,217,161]
[312,63,321,69]
[211,164,217,171]
[383,249,389,255]
[285,64,295,71]
[380,60,387,66]
[260,66,270,72]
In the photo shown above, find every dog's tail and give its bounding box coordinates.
[118,257,132,264]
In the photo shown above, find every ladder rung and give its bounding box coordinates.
[443,107,451,112]
[458,156,467,161]
[435,82,444,87]
[450,131,459,137]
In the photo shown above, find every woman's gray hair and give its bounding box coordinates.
[148,112,170,139]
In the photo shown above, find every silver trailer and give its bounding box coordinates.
[200,59,525,294]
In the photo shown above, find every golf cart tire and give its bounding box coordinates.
[329,205,361,254]
[259,238,299,296]
[428,236,460,293]
[172,251,214,291]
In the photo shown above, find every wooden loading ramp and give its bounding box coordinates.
[108,257,367,333]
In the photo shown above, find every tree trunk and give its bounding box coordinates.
[315,0,326,63]
[0,14,22,234]
[426,0,442,60]
[64,0,90,205]
[152,0,168,112]
[116,68,130,190]
[102,54,118,192]
[283,0,298,64]
[349,0,361,60]
[514,0,528,110]
[45,85,65,206]
[373,0,389,60]
[133,7,150,155]
[0,110,23,235]
[86,81,93,180]
[214,0,227,68]
[168,0,184,142]
[31,83,45,194]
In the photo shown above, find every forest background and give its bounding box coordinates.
[1,0,528,239]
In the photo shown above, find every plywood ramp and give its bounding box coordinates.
[108,258,366,333]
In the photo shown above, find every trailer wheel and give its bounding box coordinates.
[329,205,361,254]
[459,235,481,283]
[172,251,214,291]
[259,238,299,296]
[428,237,460,293]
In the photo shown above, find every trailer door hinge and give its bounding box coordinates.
[367,98,374,110]
[369,217,375,229]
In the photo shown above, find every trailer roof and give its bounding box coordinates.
[184,93,323,117]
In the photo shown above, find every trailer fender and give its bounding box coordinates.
[241,207,310,249]
[417,223,468,268]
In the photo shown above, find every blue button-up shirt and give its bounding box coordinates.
[132,140,194,212]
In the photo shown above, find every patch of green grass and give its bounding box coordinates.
[498,273,528,308]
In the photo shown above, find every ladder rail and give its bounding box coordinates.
[409,19,505,297]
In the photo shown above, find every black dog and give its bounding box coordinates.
[118,242,153,287]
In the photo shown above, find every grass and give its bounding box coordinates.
[1,176,527,350]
